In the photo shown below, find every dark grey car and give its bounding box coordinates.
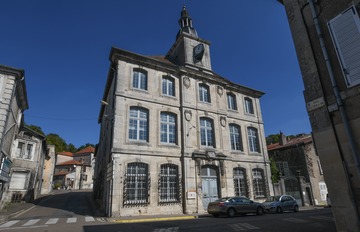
[263,195,299,213]
[207,196,265,217]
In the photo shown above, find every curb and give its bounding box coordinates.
[112,215,198,223]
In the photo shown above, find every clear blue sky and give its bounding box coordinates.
[0,0,311,148]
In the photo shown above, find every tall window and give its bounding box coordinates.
[159,164,179,203]
[132,69,147,90]
[160,112,176,144]
[24,144,33,159]
[252,169,265,198]
[234,168,248,197]
[227,93,237,110]
[199,83,210,103]
[16,142,25,158]
[247,127,259,153]
[229,124,243,151]
[162,76,175,96]
[200,118,214,147]
[124,162,149,204]
[244,97,254,114]
[129,107,148,142]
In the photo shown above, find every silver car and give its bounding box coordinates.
[263,195,299,213]
[207,196,265,217]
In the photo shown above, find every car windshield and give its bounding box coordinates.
[265,196,280,202]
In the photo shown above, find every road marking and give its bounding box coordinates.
[45,218,59,225]
[283,218,308,223]
[85,216,95,222]
[0,220,20,228]
[22,219,40,226]
[240,223,260,229]
[229,223,246,231]
[153,227,179,232]
[66,217,77,223]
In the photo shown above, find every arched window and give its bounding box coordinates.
[199,83,211,103]
[244,97,254,114]
[124,162,149,204]
[200,117,214,147]
[162,76,175,96]
[227,93,237,110]
[252,168,265,198]
[159,164,179,203]
[233,168,248,197]
[129,107,148,142]
[229,124,243,151]
[160,112,177,144]
[132,69,148,90]
[247,127,260,153]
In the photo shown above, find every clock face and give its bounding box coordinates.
[193,43,205,60]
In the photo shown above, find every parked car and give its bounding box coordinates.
[207,196,265,217]
[263,195,299,213]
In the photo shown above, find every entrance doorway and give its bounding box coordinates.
[201,166,219,210]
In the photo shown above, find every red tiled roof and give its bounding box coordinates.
[74,146,95,155]
[267,135,312,151]
[57,160,83,166]
[54,170,70,176]
[57,151,73,157]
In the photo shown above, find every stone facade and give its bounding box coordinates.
[41,145,56,194]
[279,0,360,231]
[94,6,273,217]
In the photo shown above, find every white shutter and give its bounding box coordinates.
[9,172,28,190]
[328,6,360,87]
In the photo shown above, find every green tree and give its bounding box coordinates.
[270,158,281,183]
[46,133,67,152]
[26,124,45,136]
[66,143,77,153]
[266,134,280,145]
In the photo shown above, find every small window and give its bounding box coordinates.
[200,117,215,147]
[132,69,148,90]
[244,97,254,114]
[160,112,177,144]
[227,93,237,110]
[129,107,148,142]
[199,83,211,103]
[162,76,175,96]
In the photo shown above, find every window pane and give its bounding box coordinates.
[234,168,247,197]
[252,169,265,198]
[230,124,242,151]
[162,77,175,96]
[227,93,237,110]
[159,164,179,202]
[199,84,210,103]
[125,163,149,204]
[248,127,259,152]
[133,70,147,90]
[200,118,214,147]
[160,113,176,144]
[129,107,148,141]
[245,98,254,114]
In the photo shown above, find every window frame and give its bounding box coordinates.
[200,117,215,147]
[128,107,149,142]
[160,112,177,145]
[252,168,266,198]
[159,164,180,203]
[162,76,175,97]
[198,83,211,103]
[244,97,254,114]
[227,93,237,110]
[247,127,260,153]
[233,167,248,197]
[229,124,243,151]
[124,162,149,205]
[132,69,148,91]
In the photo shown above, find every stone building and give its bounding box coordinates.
[267,133,328,206]
[279,0,360,230]
[0,65,28,209]
[94,6,273,217]
[41,145,56,194]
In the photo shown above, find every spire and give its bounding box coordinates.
[176,5,198,39]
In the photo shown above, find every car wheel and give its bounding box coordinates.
[227,208,236,217]
[276,206,283,213]
[256,206,264,216]
[212,214,219,218]
[294,205,299,212]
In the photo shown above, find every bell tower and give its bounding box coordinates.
[166,6,212,71]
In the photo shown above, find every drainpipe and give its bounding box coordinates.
[307,0,360,219]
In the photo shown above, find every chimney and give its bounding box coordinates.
[279,131,287,145]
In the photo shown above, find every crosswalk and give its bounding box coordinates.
[0,216,102,229]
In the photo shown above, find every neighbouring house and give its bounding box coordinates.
[4,126,48,203]
[278,0,360,230]
[0,65,28,209]
[267,133,328,206]
[53,146,94,190]
[94,6,273,217]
